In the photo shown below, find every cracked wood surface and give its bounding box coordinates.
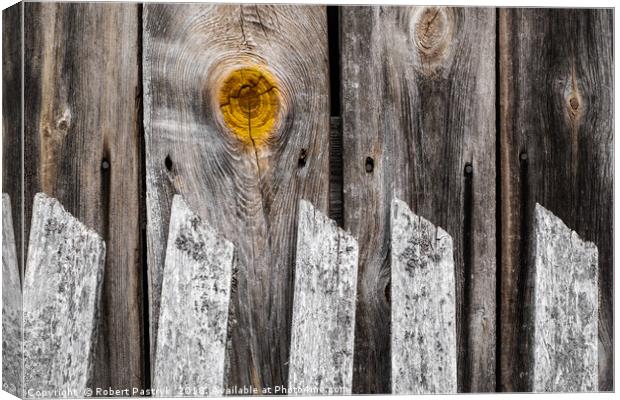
[288,200,359,395]
[531,204,598,392]
[23,193,106,395]
[153,196,234,397]
[390,199,457,394]
[341,6,496,393]
[499,9,613,391]
[2,194,22,397]
[143,4,330,389]
[22,2,144,392]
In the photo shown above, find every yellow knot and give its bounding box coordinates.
[217,66,281,147]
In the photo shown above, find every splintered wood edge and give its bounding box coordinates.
[390,197,457,395]
[531,203,598,392]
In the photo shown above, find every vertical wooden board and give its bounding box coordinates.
[288,200,358,394]
[23,193,105,395]
[341,7,496,393]
[390,199,457,394]
[2,194,23,397]
[531,203,598,392]
[2,3,23,277]
[23,2,144,391]
[153,195,234,397]
[143,4,330,388]
[499,9,613,391]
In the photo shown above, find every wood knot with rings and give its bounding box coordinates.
[215,65,282,148]
[412,7,454,70]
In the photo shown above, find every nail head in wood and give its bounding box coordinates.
[464,163,473,176]
[365,157,374,173]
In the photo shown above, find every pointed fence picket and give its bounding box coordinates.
[390,198,458,394]
[22,193,106,396]
[153,195,235,397]
[530,204,598,392]
[287,200,359,395]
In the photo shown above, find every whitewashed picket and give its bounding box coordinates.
[23,193,106,396]
[531,204,598,392]
[288,200,359,395]
[153,195,235,397]
[390,198,457,394]
[2,194,22,397]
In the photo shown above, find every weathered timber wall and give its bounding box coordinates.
[499,8,613,391]
[340,6,496,393]
[2,4,613,395]
[2,3,22,275]
[143,4,330,389]
[21,2,145,392]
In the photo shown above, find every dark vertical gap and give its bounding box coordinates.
[516,151,530,392]
[327,6,344,227]
[461,163,474,393]
[494,7,502,393]
[136,3,152,393]
[327,6,340,116]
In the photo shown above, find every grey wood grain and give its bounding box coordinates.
[23,193,105,395]
[153,195,234,397]
[341,7,496,393]
[2,193,22,397]
[390,198,457,394]
[2,4,23,277]
[499,9,613,391]
[530,203,598,392]
[288,200,358,395]
[143,4,330,388]
[23,2,144,391]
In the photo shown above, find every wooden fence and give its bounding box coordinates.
[2,192,600,395]
[2,3,613,395]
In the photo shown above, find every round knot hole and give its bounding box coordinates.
[217,66,281,147]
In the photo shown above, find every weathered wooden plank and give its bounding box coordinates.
[341,7,496,393]
[390,198,457,394]
[23,193,105,395]
[2,3,23,277]
[153,195,234,397]
[288,200,358,395]
[499,9,613,391]
[2,194,22,397]
[23,2,144,391]
[143,4,330,388]
[530,203,598,392]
